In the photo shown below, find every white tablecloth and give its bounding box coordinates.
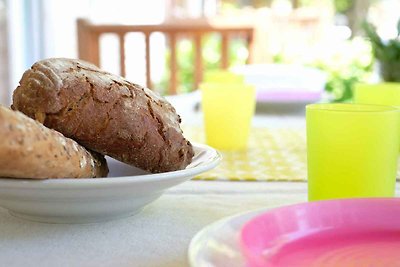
[2,181,400,267]
[1,107,396,266]
[0,181,307,267]
[0,107,309,266]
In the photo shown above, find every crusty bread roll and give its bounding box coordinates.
[0,106,108,179]
[12,58,194,173]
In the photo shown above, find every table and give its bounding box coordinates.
[1,181,400,267]
[0,181,306,267]
[0,110,396,267]
[0,105,308,267]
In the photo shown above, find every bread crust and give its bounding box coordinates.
[12,58,194,173]
[0,106,108,178]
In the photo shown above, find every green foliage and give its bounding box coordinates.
[271,37,373,102]
[305,38,374,102]
[363,18,400,82]
[155,34,248,94]
[314,60,372,102]
[363,19,400,62]
[177,39,195,93]
[397,19,400,37]
[202,33,222,71]
[334,0,354,13]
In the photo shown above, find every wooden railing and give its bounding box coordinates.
[77,19,254,94]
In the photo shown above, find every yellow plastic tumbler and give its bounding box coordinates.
[307,103,400,201]
[203,70,245,84]
[354,82,400,106]
[354,82,400,148]
[200,83,256,150]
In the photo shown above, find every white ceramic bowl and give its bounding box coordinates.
[0,143,220,224]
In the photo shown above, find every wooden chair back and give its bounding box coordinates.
[77,19,254,94]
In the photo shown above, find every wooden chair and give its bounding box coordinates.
[77,19,254,94]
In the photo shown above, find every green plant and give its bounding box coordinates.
[334,0,354,13]
[363,18,400,82]
[155,34,248,95]
[363,19,400,62]
[320,62,372,102]
[291,37,373,102]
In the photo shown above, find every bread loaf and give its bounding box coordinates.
[0,106,108,179]
[12,58,194,173]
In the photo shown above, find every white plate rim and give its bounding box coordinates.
[0,142,221,188]
[188,208,266,267]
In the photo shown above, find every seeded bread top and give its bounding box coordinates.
[12,58,194,173]
[0,105,108,178]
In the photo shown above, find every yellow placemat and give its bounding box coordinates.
[186,126,400,181]
[184,127,307,181]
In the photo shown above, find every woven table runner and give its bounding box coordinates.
[186,126,400,181]
[184,127,307,181]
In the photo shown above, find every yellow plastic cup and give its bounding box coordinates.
[354,82,400,106]
[200,83,256,150]
[203,70,245,84]
[354,82,400,149]
[307,103,400,201]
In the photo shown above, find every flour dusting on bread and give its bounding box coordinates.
[12,58,194,173]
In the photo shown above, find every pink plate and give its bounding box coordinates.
[240,198,400,267]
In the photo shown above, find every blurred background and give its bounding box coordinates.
[0,0,399,108]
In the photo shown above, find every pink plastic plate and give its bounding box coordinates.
[240,198,400,267]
